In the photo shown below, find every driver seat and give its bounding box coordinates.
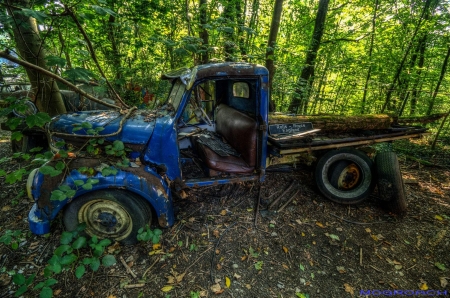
[191,104,257,175]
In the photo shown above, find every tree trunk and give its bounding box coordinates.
[361,0,378,114]
[199,0,209,64]
[265,0,284,112]
[7,0,66,116]
[222,0,237,61]
[426,44,450,115]
[410,34,427,115]
[288,0,330,114]
[380,0,432,113]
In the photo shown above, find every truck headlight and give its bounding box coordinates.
[26,168,39,201]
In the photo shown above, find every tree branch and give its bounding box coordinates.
[64,5,129,109]
[0,50,121,110]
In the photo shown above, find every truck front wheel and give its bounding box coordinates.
[315,148,375,204]
[63,190,153,245]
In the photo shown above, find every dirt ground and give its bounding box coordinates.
[0,130,449,298]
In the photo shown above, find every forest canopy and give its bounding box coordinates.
[0,0,449,118]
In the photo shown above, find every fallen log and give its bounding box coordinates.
[396,113,447,125]
[269,114,393,132]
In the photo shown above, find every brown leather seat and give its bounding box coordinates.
[192,104,257,174]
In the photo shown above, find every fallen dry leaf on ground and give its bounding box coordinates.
[344,283,354,296]
[440,277,448,288]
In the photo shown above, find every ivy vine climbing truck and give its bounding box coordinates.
[26,62,428,244]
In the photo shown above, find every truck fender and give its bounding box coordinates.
[28,158,174,235]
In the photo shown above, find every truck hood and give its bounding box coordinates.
[49,109,169,146]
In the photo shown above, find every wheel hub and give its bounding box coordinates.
[337,164,361,189]
[97,212,118,228]
[78,199,133,241]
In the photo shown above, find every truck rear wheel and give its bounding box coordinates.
[63,190,153,245]
[315,148,375,204]
[375,152,407,215]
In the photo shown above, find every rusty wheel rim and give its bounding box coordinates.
[337,163,361,190]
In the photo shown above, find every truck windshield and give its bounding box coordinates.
[163,79,185,111]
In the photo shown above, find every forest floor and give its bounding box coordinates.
[0,129,450,298]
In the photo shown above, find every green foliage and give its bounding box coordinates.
[12,273,36,297]
[254,260,263,270]
[0,230,25,250]
[26,113,51,128]
[137,225,162,244]
[5,169,27,184]
[105,140,125,156]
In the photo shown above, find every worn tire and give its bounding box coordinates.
[315,148,375,204]
[375,152,407,215]
[63,190,152,245]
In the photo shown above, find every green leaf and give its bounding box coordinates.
[47,263,62,274]
[39,286,53,298]
[74,180,85,186]
[34,281,45,290]
[50,190,67,201]
[21,272,35,286]
[102,167,118,176]
[254,261,263,270]
[39,166,62,177]
[15,285,28,297]
[72,237,87,249]
[54,244,71,256]
[55,161,65,171]
[75,265,86,279]
[12,274,25,285]
[81,122,93,129]
[44,278,57,287]
[58,185,71,192]
[5,169,26,184]
[328,234,340,241]
[98,239,112,247]
[6,117,22,130]
[81,183,92,190]
[435,262,446,271]
[299,264,305,271]
[11,131,23,141]
[60,231,73,244]
[60,253,77,265]
[112,140,124,151]
[26,112,51,128]
[90,258,100,271]
[102,255,116,267]
[45,55,66,68]
[72,127,83,132]
[0,169,6,177]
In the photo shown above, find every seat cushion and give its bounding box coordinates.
[215,104,257,167]
[195,141,254,174]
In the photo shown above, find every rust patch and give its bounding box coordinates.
[158,213,168,227]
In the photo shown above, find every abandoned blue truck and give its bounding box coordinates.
[26,62,427,244]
